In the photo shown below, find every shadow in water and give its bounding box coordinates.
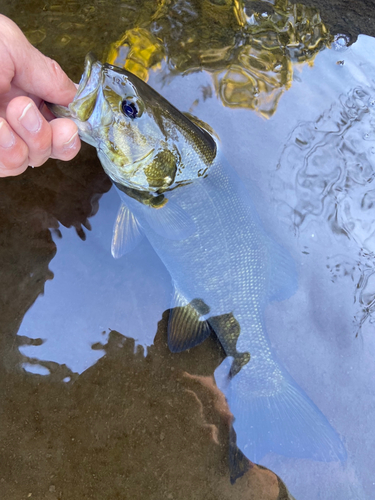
[0,144,111,372]
[0,145,293,498]
[0,316,293,499]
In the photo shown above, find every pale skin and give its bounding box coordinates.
[0,14,81,177]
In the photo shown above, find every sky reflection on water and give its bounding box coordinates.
[1,1,375,499]
[13,34,375,499]
[18,188,172,374]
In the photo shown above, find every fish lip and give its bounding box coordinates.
[75,53,97,99]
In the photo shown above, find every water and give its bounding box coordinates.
[1,0,375,498]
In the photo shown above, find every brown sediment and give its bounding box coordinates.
[0,314,292,499]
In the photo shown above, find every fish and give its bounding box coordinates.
[48,53,347,466]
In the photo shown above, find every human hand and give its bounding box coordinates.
[0,14,81,177]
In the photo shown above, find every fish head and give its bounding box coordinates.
[48,53,217,194]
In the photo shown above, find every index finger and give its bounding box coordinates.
[0,15,76,106]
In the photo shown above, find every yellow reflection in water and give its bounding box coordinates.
[106,28,165,83]
[105,0,331,117]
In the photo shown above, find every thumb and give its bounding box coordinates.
[0,15,77,106]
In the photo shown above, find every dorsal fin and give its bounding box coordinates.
[183,112,220,144]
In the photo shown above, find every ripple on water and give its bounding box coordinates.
[276,85,375,333]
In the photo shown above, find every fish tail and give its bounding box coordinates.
[215,358,347,464]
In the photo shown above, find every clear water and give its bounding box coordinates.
[1,1,375,498]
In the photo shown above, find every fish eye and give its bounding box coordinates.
[121,100,139,119]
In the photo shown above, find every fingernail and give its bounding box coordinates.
[19,102,42,133]
[63,130,79,150]
[0,120,15,148]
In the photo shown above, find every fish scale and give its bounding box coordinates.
[117,148,346,464]
[48,52,347,467]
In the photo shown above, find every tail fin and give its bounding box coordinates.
[215,358,347,464]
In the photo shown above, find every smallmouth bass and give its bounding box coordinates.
[48,53,346,466]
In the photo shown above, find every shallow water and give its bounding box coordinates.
[1,0,375,498]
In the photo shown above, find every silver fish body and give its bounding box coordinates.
[48,54,346,463]
[117,151,346,463]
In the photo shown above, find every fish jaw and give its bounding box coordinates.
[46,53,104,148]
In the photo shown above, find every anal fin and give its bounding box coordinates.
[208,314,250,377]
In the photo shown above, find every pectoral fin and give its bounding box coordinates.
[114,182,196,241]
[111,202,143,258]
[168,289,211,352]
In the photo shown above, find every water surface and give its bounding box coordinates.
[1,0,375,498]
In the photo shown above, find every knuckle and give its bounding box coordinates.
[0,143,28,170]
[0,164,27,177]
[59,147,79,162]
[29,152,51,167]
[47,57,62,77]
[25,124,52,154]
[31,135,51,154]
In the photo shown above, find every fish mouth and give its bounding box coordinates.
[75,53,98,100]
[67,53,103,122]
